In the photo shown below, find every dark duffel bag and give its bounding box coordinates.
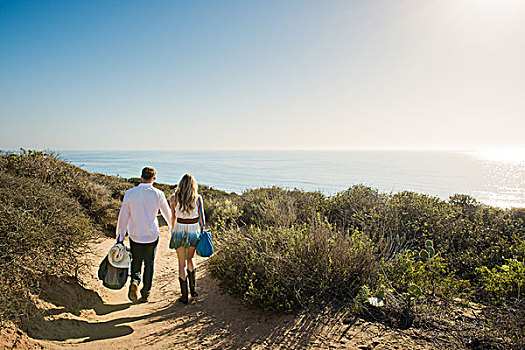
[98,255,128,290]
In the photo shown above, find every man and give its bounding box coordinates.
[116,166,172,302]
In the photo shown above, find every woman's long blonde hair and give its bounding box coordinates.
[174,174,198,214]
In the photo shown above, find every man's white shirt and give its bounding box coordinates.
[116,183,172,244]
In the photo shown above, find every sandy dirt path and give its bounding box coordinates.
[20,227,436,350]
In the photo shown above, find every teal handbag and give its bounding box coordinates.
[196,196,214,257]
[196,229,214,257]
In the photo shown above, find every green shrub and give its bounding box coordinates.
[0,150,129,231]
[0,171,94,321]
[207,198,243,231]
[477,259,525,303]
[237,187,327,228]
[238,187,298,227]
[211,184,524,316]
[209,221,376,312]
[382,249,471,301]
[0,151,132,325]
[328,185,385,234]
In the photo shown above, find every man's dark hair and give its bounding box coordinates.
[141,166,156,181]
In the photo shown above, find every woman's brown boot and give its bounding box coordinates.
[178,277,188,304]
[187,269,198,297]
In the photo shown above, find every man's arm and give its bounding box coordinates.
[115,192,130,242]
[159,193,173,233]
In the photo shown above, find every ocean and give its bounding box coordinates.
[59,150,525,208]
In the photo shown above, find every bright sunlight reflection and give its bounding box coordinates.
[471,148,525,163]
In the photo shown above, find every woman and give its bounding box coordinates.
[169,174,205,304]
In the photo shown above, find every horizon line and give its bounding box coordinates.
[3,147,525,153]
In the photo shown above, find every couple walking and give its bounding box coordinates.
[115,166,203,304]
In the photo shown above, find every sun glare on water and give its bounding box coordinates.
[471,148,525,164]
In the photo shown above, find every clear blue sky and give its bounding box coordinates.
[1,0,524,150]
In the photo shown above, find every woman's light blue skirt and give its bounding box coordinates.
[169,222,200,249]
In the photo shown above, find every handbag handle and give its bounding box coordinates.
[197,196,206,230]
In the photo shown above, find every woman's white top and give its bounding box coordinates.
[175,201,199,219]
[173,197,201,234]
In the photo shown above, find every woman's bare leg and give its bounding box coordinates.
[186,247,196,272]
[176,246,187,280]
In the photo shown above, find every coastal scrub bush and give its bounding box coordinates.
[476,259,525,303]
[382,248,471,301]
[198,185,240,230]
[444,198,525,284]
[206,198,243,231]
[382,192,452,251]
[0,171,94,322]
[238,187,327,228]
[211,185,525,307]
[209,221,376,312]
[328,185,385,233]
[0,151,133,326]
[237,187,299,227]
[0,150,129,231]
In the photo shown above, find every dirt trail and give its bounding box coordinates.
[15,227,436,349]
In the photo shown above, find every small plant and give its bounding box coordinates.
[419,240,435,260]
[377,285,385,302]
[395,234,407,248]
[419,240,437,296]
[403,284,422,321]
[361,285,370,302]
[360,285,386,307]
[408,284,422,300]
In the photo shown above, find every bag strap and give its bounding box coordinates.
[197,196,206,229]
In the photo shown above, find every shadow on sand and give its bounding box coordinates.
[38,275,132,316]
[27,266,347,347]
[135,266,347,349]
[26,275,134,342]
